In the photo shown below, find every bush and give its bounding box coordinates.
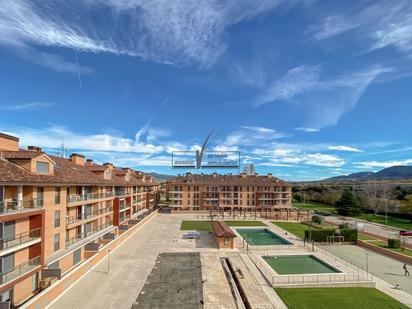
[304,228,357,243]
[388,239,401,248]
[311,215,322,224]
[339,223,349,229]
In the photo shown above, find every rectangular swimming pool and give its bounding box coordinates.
[236,228,292,246]
[263,255,341,275]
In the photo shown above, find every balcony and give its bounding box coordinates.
[0,228,41,253]
[0,198,43,215]
[67,192,113,205]
[115,190,131,197]
[65,222,113,248]
[0,256,41,286]
[66,207,113,225]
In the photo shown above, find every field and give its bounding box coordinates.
[292,201,336,213]
[272,222,319,239]
[366,240,412,257]
[357,213,412,230]
[275,287,408,309]
[180,220,266,230]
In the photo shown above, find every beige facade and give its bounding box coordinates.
[167,173,292,211]
[0,133,159,307]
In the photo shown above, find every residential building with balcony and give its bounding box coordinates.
[166,173,292,211]
[0,133,159,307]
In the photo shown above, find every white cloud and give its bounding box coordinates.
[256,65,389,129]
[295,127,319,133]
[303,153,345,167]
[354,159,412,169]
[329,145,362,152]
[0,0,284,68]
[311,15,359,41]
[0,102,52,111]
[221,125,287,148]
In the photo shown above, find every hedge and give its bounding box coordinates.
[388,239,401,248]
[304,228,358,243]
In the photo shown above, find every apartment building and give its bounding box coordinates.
[0,133,158,307]
[166,173,292,210]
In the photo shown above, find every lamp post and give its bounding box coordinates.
[365,252,369,273]
[107,249,112,274]
[385,199,388,226]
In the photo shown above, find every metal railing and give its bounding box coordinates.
[0,198,44,214]
[65,222,113,248]
[0,256,41,285]
[0,228,41,251]
[115,190,130,197]
[247,252,373,287]
[66,207,113,225]
[67,192,113,204]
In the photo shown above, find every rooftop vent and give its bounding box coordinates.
[70,153,85,166]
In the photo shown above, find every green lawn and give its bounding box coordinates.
[356,213,412,230]
[180,220,266,230]
[272,222,318,239]
[358,233,378,241]
[275,287,408,309]
[367,240,412,257]
[293,201,336,213]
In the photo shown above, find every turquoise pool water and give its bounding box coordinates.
[236,228,292,245]
[263,255,341,275]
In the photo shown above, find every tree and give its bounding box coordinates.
[361,183,392,215]
[400,194,412,222]
[335,189,362,216]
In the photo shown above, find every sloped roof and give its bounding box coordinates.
[211,221,236,238]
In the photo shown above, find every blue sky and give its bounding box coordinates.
[1,0,412,180]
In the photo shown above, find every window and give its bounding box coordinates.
[55,187,61,204]
[53,234,60,252]
[0,253,14,273]
[104,170,111,180]
[36,161,49,174]
[54,211,60,228]
[37,187,44,207]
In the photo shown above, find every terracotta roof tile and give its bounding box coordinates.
[211,221,236,237]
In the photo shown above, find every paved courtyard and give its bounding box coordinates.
[49,214,217,308]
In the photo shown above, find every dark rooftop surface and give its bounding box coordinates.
[132,252,203,309]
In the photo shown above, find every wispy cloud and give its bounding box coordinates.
[0,0,285,68]
[295,127,320,133]
[354,159,412,169]
[310,15,359,41]
[0,102,52,111]
[329,145,362,152]
[256,65,389,129]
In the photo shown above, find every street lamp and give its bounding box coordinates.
[107,249,112,274]
[385,199,388,226]
[365,252,369,273]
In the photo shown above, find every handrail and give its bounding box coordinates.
[0,228,41,250]
[65,222,113,247]
[67,192,113,204]
[0,256,41,285]
[66,207,113,225]
[0,198,44,214]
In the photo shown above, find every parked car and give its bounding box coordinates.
[399,230,412,236]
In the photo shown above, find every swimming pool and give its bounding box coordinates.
[263,255,341,275]
[236,228,292,246]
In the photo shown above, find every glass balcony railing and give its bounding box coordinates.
[67,192,113,204]
[0,198,44,214]
[115,190,131,197]
[65,222,113,248]
[0,256,41,285]
[0,228,41,251]
[66,207,113,225]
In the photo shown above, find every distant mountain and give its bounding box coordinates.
[324,165,412,181]
[148,172,174,182]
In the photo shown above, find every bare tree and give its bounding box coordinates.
[362,182,392,215]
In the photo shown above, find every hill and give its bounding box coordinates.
[148,172,174,182]
[324,165,412,181]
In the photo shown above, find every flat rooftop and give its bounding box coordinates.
[132,252,203,309]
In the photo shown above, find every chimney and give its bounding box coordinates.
[27,146,42,152]
[103,162,113,170]
[85,159,93,166]
[267,173,273,178]
[212,173,217,178]
[70,153,85,166]
[241,172,247,178]
[0,133,19,151]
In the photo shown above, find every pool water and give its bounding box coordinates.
[263,255,341,275]
[236,228,292,246]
